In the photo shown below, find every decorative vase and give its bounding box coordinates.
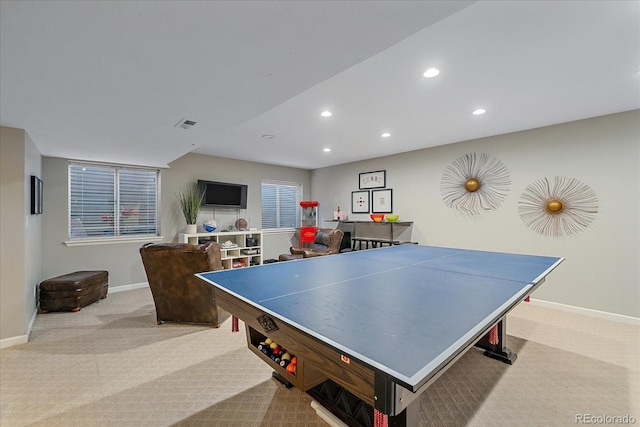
[185,224,197,234]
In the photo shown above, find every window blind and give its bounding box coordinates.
[261,181,301,230]
[69,163,159,239]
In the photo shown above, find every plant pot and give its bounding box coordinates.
[185,224,197,234]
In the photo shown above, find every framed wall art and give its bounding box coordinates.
[359,170,386,189]
[371,189,392,213]
[351,190,370,213]
[31,175,43,215]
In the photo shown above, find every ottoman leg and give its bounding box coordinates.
[71,307,81,313]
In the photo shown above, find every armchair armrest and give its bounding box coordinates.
[302,251,329,258]
[289,246,330,258]
[289,247,306,255]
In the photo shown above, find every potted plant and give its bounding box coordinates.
[177,184,204,233]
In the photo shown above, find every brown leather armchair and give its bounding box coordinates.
[140,242,226,327]
[279,228,344,261]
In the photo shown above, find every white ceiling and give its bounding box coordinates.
[1,1,639,170]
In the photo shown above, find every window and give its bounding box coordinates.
[261,181,301,230]
[69,162,159,240]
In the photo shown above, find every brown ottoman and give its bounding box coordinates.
[39,271,108,313]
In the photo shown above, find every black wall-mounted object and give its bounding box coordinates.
[31,175,43,215]
[197,180,248,209]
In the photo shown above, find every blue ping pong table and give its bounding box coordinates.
[197,244,563,426]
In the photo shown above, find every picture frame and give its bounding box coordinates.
[359,170,386,189]
[31,175,43,215]
[371,189,392,213]
[351,190,370,213]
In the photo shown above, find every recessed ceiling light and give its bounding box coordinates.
[423,68,440,78]
[381,132,391,138]
[323,148,331,152]
[320,111,332,117]
[472,109,486,115]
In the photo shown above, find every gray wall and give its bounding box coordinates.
[39,153,310,289]
[2,110,638,345]
[1,126,41,343]
[311,110,640,318]
[162,153,311,260]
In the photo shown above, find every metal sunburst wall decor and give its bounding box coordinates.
[518,176,598,237]
[440,153,511,215]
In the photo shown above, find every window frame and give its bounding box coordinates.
[65,161,163,246]
[261,180,302,232]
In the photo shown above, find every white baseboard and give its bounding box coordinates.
[27,308,37,338]
[529,298,640,326]
[0,334,28,349]
[1,309,38,349]
[108,282,149,293]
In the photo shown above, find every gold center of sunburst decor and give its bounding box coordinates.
[464,178,481,192]
[545,199,564,214]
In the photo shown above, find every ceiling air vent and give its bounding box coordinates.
[175,118,197,130]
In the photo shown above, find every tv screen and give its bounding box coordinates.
[198,180,247,209]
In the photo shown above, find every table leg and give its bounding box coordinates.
[383,400,419,426]
[474,317,517,364]
[308,377,420,427]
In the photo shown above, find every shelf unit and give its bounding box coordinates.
[244,325,328,392]
[178,230,263,270]
[247,327,300,385]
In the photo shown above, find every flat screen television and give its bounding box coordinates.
[197,180,247,209]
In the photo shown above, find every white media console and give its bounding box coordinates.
[178,230,263,270]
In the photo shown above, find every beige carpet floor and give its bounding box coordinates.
[1,287,638,426]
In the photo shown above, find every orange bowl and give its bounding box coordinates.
[370,214,385,222]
